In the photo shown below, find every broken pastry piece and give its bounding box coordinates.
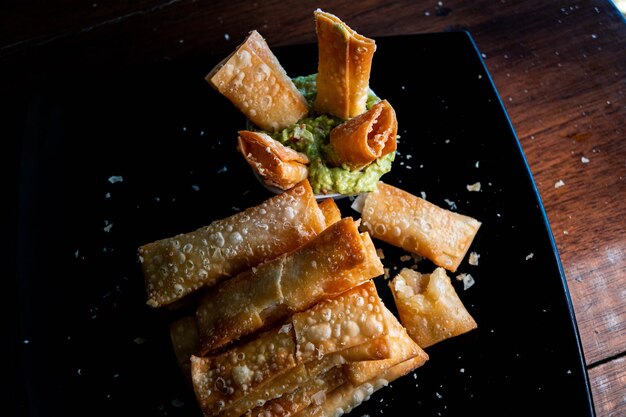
[359,182,481,272]
[139,180,326,307]
[330,100,397,170]
[314,10,376,119]
[191,282,388,417]
[206,30,308,131]
[390,267,477,348]
[196,217,384,354]
[237,130,309,190]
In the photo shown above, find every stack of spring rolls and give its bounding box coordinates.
[139,179,482,416]
[138,9,482,417]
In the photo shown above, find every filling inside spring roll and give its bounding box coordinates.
[206,30,308,131]
[138,180,326,307]
[314,10,376,119]
[191,281,388,417]
[238,130,310,190]
[329,100,397,170]
[389,267,477,348]
[196,217,384,354]
[359,182,481,272]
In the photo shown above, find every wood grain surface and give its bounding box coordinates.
[4,0,625,415]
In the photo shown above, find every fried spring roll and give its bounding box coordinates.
[329,100,397,170]
[389,267,477,348]
[139,180,326,307]
[196,218,384,353]
[359,182,481,272]
[191,282,388,417]
[237,130,309,190]
[314,10,376,119]
[206,30,308,131]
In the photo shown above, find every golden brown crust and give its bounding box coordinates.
[237,130,309,190]
[389,267,478,348]
[206,30,308,131]
[314,10,376,119]
[196,218,384,354]
[361,182,481,272]
[329,100,397,170]
[139,180,326,307]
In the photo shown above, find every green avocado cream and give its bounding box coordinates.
[267,74,395,195]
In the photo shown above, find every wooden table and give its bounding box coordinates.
[4,0,624,415]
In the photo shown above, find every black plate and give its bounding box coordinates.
[15,32,595,416]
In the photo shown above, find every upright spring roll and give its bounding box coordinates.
[390,267,477,348]
[314,10,376,119]
[238,130,309,190]
[191,282,388,417]
[206,30,308,131]
[329,100,397,170]
[359,182,481,272]
[139,180,326,307]
[196,217,384,353]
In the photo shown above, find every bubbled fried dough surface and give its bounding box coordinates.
[196,218,383,354]
[207,30,308,132]
[139,181,325,307]
[361,182,481,272]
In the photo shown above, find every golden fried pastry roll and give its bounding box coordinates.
[196,218,384,354]
[169,316,200,378]
[314,10,376,119]
[318,198,341,226]
[206,30,308,131]
[360,182,481,272]
[390,267,477,348]
[237,130,309,190]
[191,282,389,417]
[329,100,397,170]
[139,180,326,307]
[345,306,427,386]
[294,356,425,417]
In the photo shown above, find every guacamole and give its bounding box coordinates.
[267,74,395,195]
